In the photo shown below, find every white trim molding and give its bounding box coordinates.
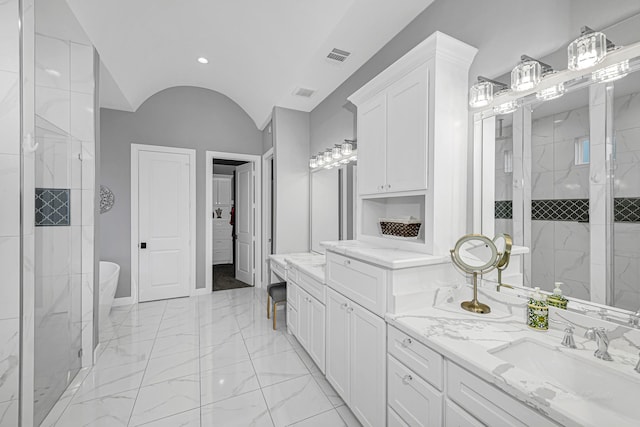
[205,150,263,292]
[131,144,197,303]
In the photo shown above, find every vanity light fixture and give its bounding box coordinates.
[332,145,342,159]
[341,139,354,156]
[197,57,209,64]
[536,83,566,101]
[511,55,554,92]
[469,76,508,108]
[309,156,318,168]
[323,150,333,164]
[493,100,519,115]
[592,59,630,82]
[316,152,325,166]
[567,26,615,71]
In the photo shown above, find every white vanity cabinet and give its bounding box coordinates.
[287,265,326,374]
[387,325,561,427]
[326,287,386,427]
[357,64,429,195]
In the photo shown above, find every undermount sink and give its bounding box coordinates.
[489,338,640,422]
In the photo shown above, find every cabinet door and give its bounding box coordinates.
[297,288,311,350]
[326,288,351,402]
[218,178,232,205]
[358,93,387,195]
[350,302,386,427]
[445,400,485,427]
[308,296,326,374]
[386,64,428,193]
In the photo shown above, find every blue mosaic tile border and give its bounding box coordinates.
[35,188,70,226]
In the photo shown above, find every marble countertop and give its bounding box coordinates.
[320,240,449,269]
[387,285,640,427]
[269,252,326,282]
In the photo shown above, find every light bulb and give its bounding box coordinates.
[536,83,566,101]
[341,141,353,156]
[332,146,342,159]
[493,100,519,115]
[511,60,542,91]
[592,60,629,83]
[316,153,325,166]
[469,81,493,108]
[309,157,318,168]
[323,150,332,163]
[568,31,607,70]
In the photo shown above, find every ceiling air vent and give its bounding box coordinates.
[293,87,316,98]
[326,48,351,63]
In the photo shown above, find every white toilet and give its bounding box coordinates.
[99,261,121,327]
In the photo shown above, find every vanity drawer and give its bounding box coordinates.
[447,362,559,427]
[388,326,443,390]
[270,260,287,281]
[387,355,443,427]
[297,269,325,304]
[445,399,484,427]
[326,252,387,316]
[287,282,300,310]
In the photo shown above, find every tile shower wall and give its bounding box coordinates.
[530,105,591,300]
[613,89,640,311]
[0,0,21,425]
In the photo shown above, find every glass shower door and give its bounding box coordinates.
[32,2,84,423]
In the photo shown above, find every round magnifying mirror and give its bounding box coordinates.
[493,233,512,269]
[451,234,498,273]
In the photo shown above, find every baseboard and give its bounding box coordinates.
[93,343,102,364]
[193,288,210,296]
[112,296,135,307]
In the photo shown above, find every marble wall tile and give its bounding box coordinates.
[553,138,578,172]
[613,92,640,131]
[0,154,20,236]
[532,115,553,146]
[614,162,640,198]
[530,221,555,289]
[531,171,554,199]
[0,0,19,73]
[36,86,70,136]
[0,70,19,155]
[0,400,18,427]
[554,222,590,252]
[70,92,94,141]
[34,136,72,188]
[70,43,94,95]
[555,249,590,284]
[613,127,640,162]
[35,34,69,91]
[0,318,19,404]
[0,237,19,320]
[553,106,589,141]
[532,144,553,174]
[614,223,640,256]
[553,167,589,199]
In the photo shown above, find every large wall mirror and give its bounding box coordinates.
[310,164,357,253]
[476,13,640,317]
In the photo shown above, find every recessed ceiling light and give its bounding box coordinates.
[197,57,209,64]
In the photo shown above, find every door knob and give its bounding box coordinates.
[140,242,147,249]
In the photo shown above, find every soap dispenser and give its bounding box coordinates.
[527,287,549,331]
[547,282,568,310]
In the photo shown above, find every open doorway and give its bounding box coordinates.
[205,151,262,292]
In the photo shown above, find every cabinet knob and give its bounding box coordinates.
[402,374,413,384]
[387,184,391,189]
[341,303,348,309]
[402,337,413,346]
[346,307,354,313]
[344,260,351,266]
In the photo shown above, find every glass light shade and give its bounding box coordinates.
[511,60,542,91]
[469,81,493,107]
[340,158,350,164]
[323,150,332,163]
[324,164,333,169]
[536,83,566,101]
[568,31,607,70]
[592,60,629,82]
[332,146,342,159]
[309,157,318,168]
[316,153,325,166]
[349,155,357,161]
[341,141,353,156]
[493,100,519,115]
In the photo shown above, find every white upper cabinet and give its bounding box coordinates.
[358,93,388,195]
[213,175,232,206]
[386,64,428,193]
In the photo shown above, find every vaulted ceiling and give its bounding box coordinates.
[66,0,435,128]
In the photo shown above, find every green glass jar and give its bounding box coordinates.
[527,287,549,330]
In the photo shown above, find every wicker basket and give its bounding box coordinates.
[379,218,422,238]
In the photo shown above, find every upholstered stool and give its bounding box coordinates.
[267,282,287,330]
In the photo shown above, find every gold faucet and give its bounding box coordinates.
[496,282,513,292]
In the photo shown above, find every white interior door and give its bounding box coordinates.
[138,149,191,301]
[235,162,254,285]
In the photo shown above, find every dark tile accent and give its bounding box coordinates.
[35,188,70,226]
[532,199,589,222]
[615,198,640,222]
[495,200,513,219]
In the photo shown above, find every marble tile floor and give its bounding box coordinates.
[41,287,362,427]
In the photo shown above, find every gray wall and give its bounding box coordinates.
[101,86,261,298]
[262,120,273,153]
[272,107,310,253]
